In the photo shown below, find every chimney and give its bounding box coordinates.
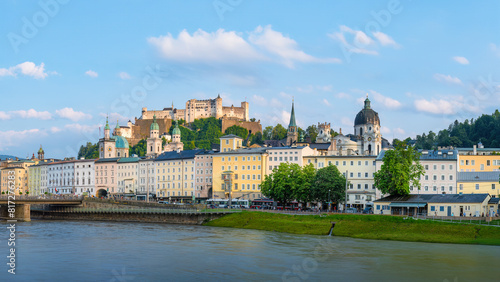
[473,145,477,155]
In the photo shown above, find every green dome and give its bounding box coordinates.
[104,117,110,130]
[38,145,44,154]
[172,120,181,135]
[115,120,120,130]
[151,115,159,131]
[113,136,129,149]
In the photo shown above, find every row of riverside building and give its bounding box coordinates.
[1,97,499,216]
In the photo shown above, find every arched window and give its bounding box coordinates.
[360,128,363,136]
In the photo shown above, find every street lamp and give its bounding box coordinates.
[328,189,331,212]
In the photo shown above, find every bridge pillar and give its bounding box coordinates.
[0,204,31,222]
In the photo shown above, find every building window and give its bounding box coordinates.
[480,164,484,171]
[475,184,479,190]
[492,184,496,190]
[431,206,435,211]
[459,184,463,190]
[449,186,453,192]
[440,206,444,212]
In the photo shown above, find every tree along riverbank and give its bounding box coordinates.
[203,211,500,246]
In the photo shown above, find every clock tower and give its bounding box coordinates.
[99,117,117,158]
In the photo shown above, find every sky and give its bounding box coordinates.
[1,0,500,159]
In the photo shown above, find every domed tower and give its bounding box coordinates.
[354,95,381,155]
[164,120,184,152]
[99,116,117,158]
[37,145,45,160]
[286,101,298,146]
[113,120,129,158]
[147,115,162,158]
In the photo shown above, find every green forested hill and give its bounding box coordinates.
[413,110,500,149]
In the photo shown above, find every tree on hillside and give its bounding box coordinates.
[77,142,99,159]
[306,125,318,143]
[249,132,264,145]
[261,163,304,207]
[129,139,147,157]
[311,164,346,206]
[263,126,273,140]
[224,125,249,139]
[271,124,287,140]
[374,140,425,196]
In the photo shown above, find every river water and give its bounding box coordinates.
[1,220,499,281]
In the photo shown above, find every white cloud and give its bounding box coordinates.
[85,70,98,78]
[341,117,352,126]
[64,123,99,133]
[148,26,340,68]
[148,28,263,64]
[380,126,391,134]
[394,128,406,135]
[251,95,267,107]
[249,25,341,68]
[369,90,402,109]
[372,32,400,48]
[119,72,131,80]
[0,62,51,79]
[10,109,52,120]
[336,92,350,99]
[279,91,293,100]
[0,111,10,120]
[56,108,92,121]
[414,97,481,115]
[434,73,462,85]
[50,127,62,133]
[99,112,131,124]
[453,56,469,65]
[0,129,44,151]
[490,43,500,57]
[323,99,331,106]
[270,98,283,108]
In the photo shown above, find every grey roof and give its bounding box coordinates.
[309,143,331,150]
[95,158,120,163]
[419,149,458,160]
[220,134,243,139]
[216,147,268,155]
[457,171,500,182]
[377,149,457,161]
[489,198,500,204]
[0,155,20,161]
[155,149,205,161]
[375,193,490,204]
[117,157,141,163]
[266,146,307,150]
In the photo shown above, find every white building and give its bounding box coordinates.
[46,160,95,195]
[138,158,156,200]
[266,145,316,173]
[117,157,140,194]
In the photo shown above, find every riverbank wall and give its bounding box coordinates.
[31,210,228,225]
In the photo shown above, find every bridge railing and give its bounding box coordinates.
[30,205,243,214]
[0,195,84,201]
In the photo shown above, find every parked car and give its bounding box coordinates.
[158,201,169,204]
[346,208,357,213]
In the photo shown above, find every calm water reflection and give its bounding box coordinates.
[1,220,499,281]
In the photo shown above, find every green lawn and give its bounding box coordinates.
[203,211,500,246]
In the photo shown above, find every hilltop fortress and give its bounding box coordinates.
[115,95,261,146]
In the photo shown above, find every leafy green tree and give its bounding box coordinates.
[250,118,256,122]
[249,132,264,145]
[261,163,303,207]
[311,164,346,206]
[263,126,273,140]
[293,164,316,205]
[77,142,99,159]
[129,139,147,157]
[306,125,318,143]
[374,140,425,196]
[271,124,287,140]
[224,125,249,139]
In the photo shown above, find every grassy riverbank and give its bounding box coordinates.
[203,211,500,246]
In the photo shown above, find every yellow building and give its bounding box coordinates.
[457,171,500,197]
[1,160,36,195]
[155,149,202,202]
[212,135,268,200]
[304,155,377,210]
[28,164,42,196]
[458,155,500,172]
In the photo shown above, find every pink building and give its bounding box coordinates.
[95,158,118,196]
[194,151,214,199]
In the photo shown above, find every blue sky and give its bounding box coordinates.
[1,0,499,159]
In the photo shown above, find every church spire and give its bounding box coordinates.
[288,100,297,128]
[364,94,371,109]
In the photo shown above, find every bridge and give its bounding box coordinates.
[0,196,240,223]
